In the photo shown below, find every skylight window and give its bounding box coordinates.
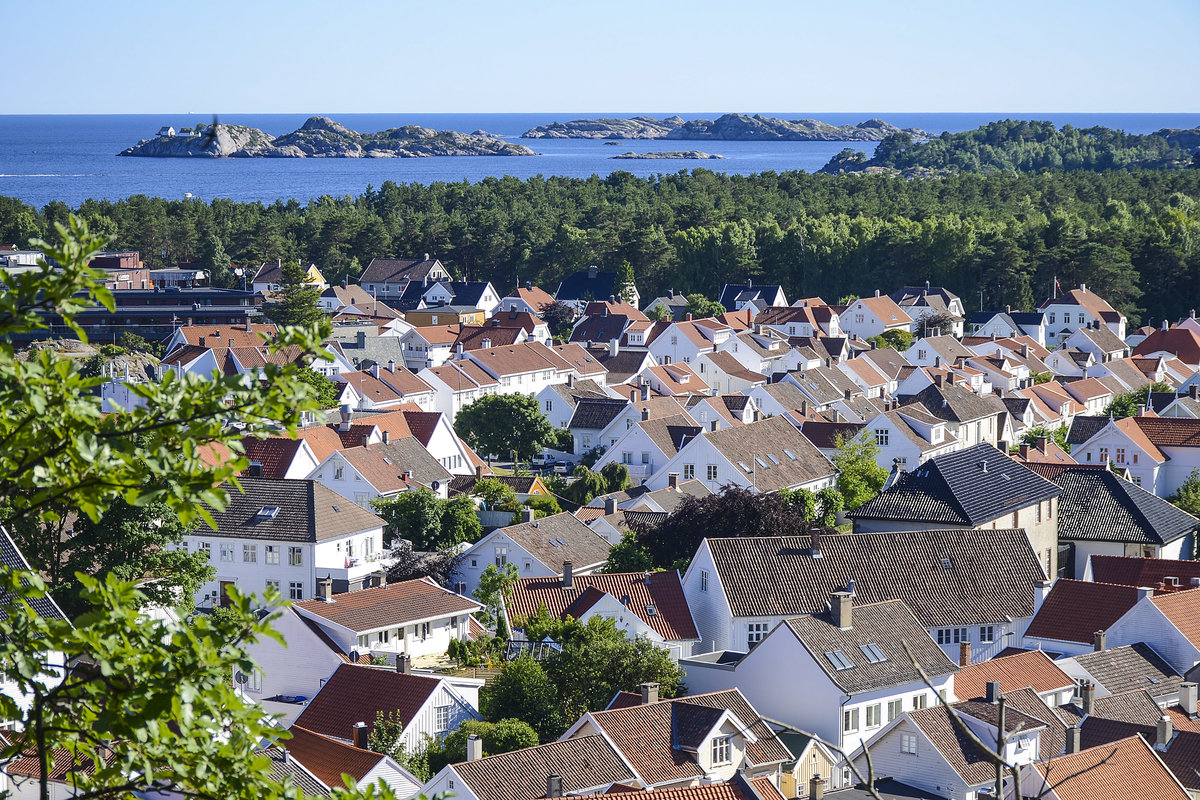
[646,604,658,616]
[755,457,768,469]
[825,650,855,670]
[859,644,887,663]
[767,454,780,464]
[739,461,752,473]
[941,557,953,569]
[784,449,797,460]
[256,506,280,519]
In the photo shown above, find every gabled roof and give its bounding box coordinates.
[204,478,385,542]
[850,443,1060,526]
[238,436,307,479]
[569,398,632,431]
[1150,589,1200,650]
[256,743,330,797]
[0,525,67,622]
[506,285,556,309]
[571,314,635,345]
[699,417,835,492]
[1052,467,1198,545]
[292,663,444,740]
[295,578,481,633]
[172,323,277,347]
[703,528,1044,627]
[854,295,913,326]
[556,269,622,302]
[1040,286,1122,317]
[798,421,865,450]
[454,325,523,350]
[491,512,612,570]
[1089,555,1200,589]
[600,775,786,800]
[452,735,635,800]
[550,342,608,377]
[911,381,1008,424]
[1024,580,1142,645]
[1073,642,1185,697]
[507,571,698,641]
[1134,328,1200,365]
[953,650,1073,699]
[360,257,446,285]
[583,689,791,787]
[336,438,453,493]
[1032,736,1188,800]
[285,725,388,788]
[783,599,958,694]
[1001,686,1069,761]
[704,351,767,385]
[905,704,1024,787]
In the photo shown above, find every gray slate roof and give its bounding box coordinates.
[850,443,1060,526]
[704,528,1045,627]
[1053,467,1199,544]
[783,599,958,694]
[1066,415,1111,446]
[568,398,630,431]
[1072,643,1185,697]
[494,512,612,570]
[912,382,1008,424]
[0,525,66,622]
[205,478,385,542]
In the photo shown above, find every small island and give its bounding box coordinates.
[120,116,538,158]
[609,151,725,160]
[523,113,932,142]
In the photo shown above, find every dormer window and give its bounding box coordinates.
[256,506,279,519]
[710,736,732,765]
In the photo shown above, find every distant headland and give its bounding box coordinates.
[522,114,933,141]
[119,116,537,158]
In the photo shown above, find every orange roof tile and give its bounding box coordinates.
[1151,588,1200,649]
[954,650,1073,699]
[1034,735,1188,800]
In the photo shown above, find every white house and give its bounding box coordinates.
[499,284,556,316]
[334,365,437,411]
[308,438,454,509]
[592,411,702,483]
[1039,284,1127,343]
[839,293,915,340]
[647,318,734,366]
[275,725,422,799]
[360,256,452,302]
[857,406,962,472]
[419,360,500,422]
[1103,587,1200,675]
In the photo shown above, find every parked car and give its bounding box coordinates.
[531,452,553,468]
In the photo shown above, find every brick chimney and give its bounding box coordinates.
[640,682,659,705]
[1094,629,1107,652]
[562,560,573,589]
[959,641,972,667]
[668,472,679,489]
[353,721,368,749]
[831,591,852,630]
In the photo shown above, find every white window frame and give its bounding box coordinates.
[901,734,918,755]
[288,582,303,601]
[865,703,882,728]
[265,545,279,565]
[288,546,303,567]
[747,622,769,649]
[710,736,732,765]
[700,570,709,592]
[243,543,256,563]
[843,707,859,733]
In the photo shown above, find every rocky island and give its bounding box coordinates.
[120,117,537,158]
[523,114,932,141]
[609,151,724,160]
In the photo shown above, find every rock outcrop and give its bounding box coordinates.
[522,114,931,142]
[120,117,537,158]
[609,151,724,160]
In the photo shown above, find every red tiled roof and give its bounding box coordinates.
[1135,328,1200,365]
[1034,736,1189,800]
[401,411,441,446]
[285,725,385,786]
[601,777,784,800]
[294,610,373,663]
[294,578,480,633]
[176,323,278,347]
[298,426,351,462]
[1152,588,1200,649]
[292,663,443,740]
[1130,416,1200,448]
[953,650,1073,699]
[506,571,699,642]
[452,735,634,800]
[1089,555,1200,589]
[239,436,305,479]
[1024,579,1143,645]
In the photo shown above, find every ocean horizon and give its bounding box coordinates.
[2,112,1198,208]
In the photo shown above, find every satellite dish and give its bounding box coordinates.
[431,481,441,491]
[234,671,248,685]
[349,650,360,663]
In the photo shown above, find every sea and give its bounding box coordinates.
[2,112,1198,209]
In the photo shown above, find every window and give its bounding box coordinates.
[747,622,769,648]
[855,314,865,324]
[266,579,280,592]
[707,465,719,481]
[494,546,508,566]
[220,543,234,562]
[858,643,887,663]
[865,703,882,728]
[243,544,256,563]
[683,464,695,480]
[247,669,262,692]
[198,541,211,560]
[825,650,854,670]
[1079,313,1086,324]
[1133,475,1143,486]
[288,546,303,567]
[641,452,650,464]
[1116,447,1126,464]
[936,627,968,645]
[874,429,889,447]
[622,452,632,464]
[470,558,477,567]
[1036,503,1042,523]
[980,625,995,643]
[334,463,344,480]
[843,708,859,733]
[700,570,709,592]
[435,705,453,733]
[901,734,918,755]
[887,699,903,722]
[288,582,303,601]
[710,736,732,765]
[1133,453,1139,464]
[265,545,279,565]
[1048,312,1055,324]
[918,349,927,360]
[1099,446,1109,463]
[912,694,927,710]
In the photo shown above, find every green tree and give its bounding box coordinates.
[684,293,725,318]
[1168,468,1200,518]
[599,461,631,493]
[434,718,539,773]
[644,303,670,322]
[455,394,554,466]
[816,487,845,527]
[266,260,323,326]
[479,656,565,742]
[832,432,889,510]
[371,489,478,551]
[867,329,914,351]
[474,562,519,635]
[564,465,607,507]
[601,530,654,573]
[1104,381,1172,417]
[778,487,818,520]
[440,494,483,547]
[295,367,341,408]
[472,478,519,509]
[539,300,577,340]
[1020,425,1070,453]
[614,259,638,304]
[367,711,431,782]
[200,232,235,288]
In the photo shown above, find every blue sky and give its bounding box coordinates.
[4,0,1197,113]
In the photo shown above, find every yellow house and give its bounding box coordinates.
[405,306,485,326]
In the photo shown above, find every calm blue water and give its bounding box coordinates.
[1,112,1197,208]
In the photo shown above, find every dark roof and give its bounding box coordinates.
[1089,555,1200,589]
[258,744,330,797]
[294,578,481,632]
[1023,580,1142,645]
[905,704,1010,786]
[1001,686,1069,761]
[491,512,612,570]
[360,257,445,285]
[1067,415,1112,446]
[704,528,1045,627]
[586,348,654,384]
[451,735,634,800]
[850,443,1060,526]
[1072,643,1185,697]
[448,474,542,497]
[717,284,784,310]
[0,525,66,622]
[292,663,443,740]
[1053,467,1199,545]
[570,314,633,345]
[912,382,1008,424]
[799,421,865,450]
[556,269,621,302]
[204,478,385,542]
[782,600,958,694]
[506,571,698,641]
[569,398,631,431]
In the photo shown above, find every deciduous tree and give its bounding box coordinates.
[455,394,554,465]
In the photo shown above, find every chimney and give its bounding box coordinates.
[808,775,825,800]
[831,591,852,630]
[640,681,659,705]
[609,338,619,356]
[1157,716,1174,749]
[1066,726,1082,754]
[402,470,413,482]
[476,464,484,479]
[1093,629,1107,652]
[874,289,880,297]
[361,434,370,448]
[1081,681,1096,715]
[199,336,206,347]
[424,252,430,261]
[339,404,352,432]
[630,389,638,403]
[246,318,253,332]
[1034,580,1052,615]
[1181,682,1199,719]
[318,577,333,602]
[604,497,617,515]
[641,407,650,421]
[933,373,943,388]
[844,389,852,400]
[370,363,380,379]
[382,430,390,444]
[387,359,395,373]
[1080,283,1087,293]
[810,527,822,558]
[561,560,574,588]
[466,733,483,761]
[1191,385,1199,400]
[686,312,693,321]
[456,342,464,357]
[546,774,562,799]
[356,330,366,348]
[1137,403,1146,416]
[353,721,368,750]
[1019,443,1030,459]
[959,641,972,667]
[228,338,234,348]
[396,653,410,674]
[985,680,1000,704]
[641,384,649,401]
[249,462,264,477]
[482,338,492,349]
[668,472,679,489]
[522,508,535,523]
